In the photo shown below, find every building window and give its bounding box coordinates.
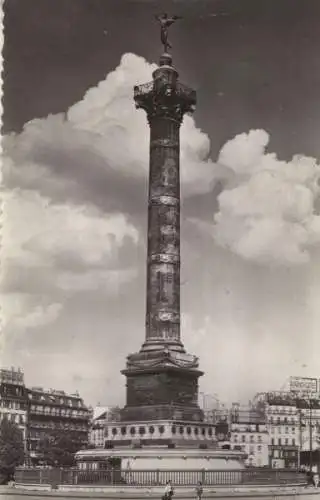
[257,445,262,452]
[242,435,246,443]
[171,426,177,434]
[139,426,146,436]
[208,428,213,437]
[112,428,117,436]
[149,426,155,434]
[186,427,191,435]
[278,438,282,446]
[159,425,165,434]
[285,427,289,434]
[292,438,296,446]
[130,427,136,435]
[271,438,275,445]
[233,435,238,443]
[258,435,262,442]
[292,427,295,433]
[250,435,254,442]
[194,427,199,435]
[201,428,206,436]
[179,426,184,435]
[285,438,288,445]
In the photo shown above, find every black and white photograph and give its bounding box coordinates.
[2,0,320,497]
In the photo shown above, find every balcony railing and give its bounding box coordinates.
[15,467,307,487]
[29,408,89,419]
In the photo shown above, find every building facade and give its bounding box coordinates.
[265,395,300,469]
[229,405,269,467]
[298,403,320,453]
[89,407,110,449]
[27,387,91,463]
[230,421,269,467]
[257,390,320,469]
[0,368,28,452]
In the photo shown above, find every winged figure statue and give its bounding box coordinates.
[155,13,182,52]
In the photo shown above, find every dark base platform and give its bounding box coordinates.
[120,346,204,423]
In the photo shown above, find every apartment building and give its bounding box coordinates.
[27,387,91,464]
[229,405,268,467]
[0,367,29,453]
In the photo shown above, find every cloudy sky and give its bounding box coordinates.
[2,0,320,407]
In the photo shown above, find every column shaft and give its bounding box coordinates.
[145,116,181,346]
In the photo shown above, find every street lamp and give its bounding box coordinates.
[308,399,313,472]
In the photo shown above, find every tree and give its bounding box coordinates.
[0,418,25,484]
[37,428,86,468]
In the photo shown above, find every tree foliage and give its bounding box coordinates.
[37,428,86,467]
[0,418,25,483]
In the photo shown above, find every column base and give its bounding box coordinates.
[121,345,204,424]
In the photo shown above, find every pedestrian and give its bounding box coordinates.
[307,468,314,487]
[195,481,203,499]
[313,472,319,488]
[162,480,174,500]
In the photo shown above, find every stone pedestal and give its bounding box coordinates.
[120,347,203,424]
[76,447,246,482]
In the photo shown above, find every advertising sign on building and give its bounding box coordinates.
[289,376,318,394]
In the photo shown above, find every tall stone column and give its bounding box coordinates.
[120,53,202,424]
[134,53,196,352]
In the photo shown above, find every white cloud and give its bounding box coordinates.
[214,129,320,265]
[3,53,216,206]
[0,290,62,336]
[2,189,138,270]
[56,269,137,292]
[12,302,62,330]
[2,190,138,266]
[1,188,139,331]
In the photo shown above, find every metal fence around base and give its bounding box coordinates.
[15,467,307,487]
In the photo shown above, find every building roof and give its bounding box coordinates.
[0,367,24,386]
[92,406,110,420]
[28,387,88,410]
[254,391,320,409]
